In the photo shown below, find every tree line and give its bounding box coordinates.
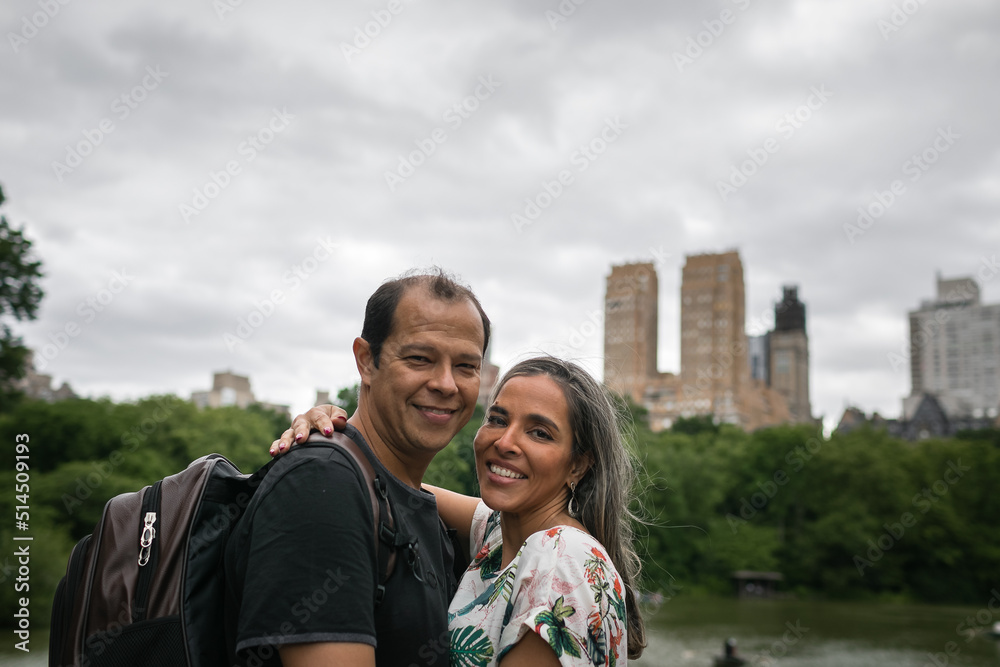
[634,414,999,604]
[2,392,998,629]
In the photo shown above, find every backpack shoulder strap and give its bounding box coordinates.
[303,432,397,606]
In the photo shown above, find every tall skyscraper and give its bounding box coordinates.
[679,251,748,420]
[603,251,792,431]
[905,274,1000,419]
[769,286,813,423]
[603,262,659,402]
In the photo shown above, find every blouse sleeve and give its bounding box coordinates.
[469,500,495,556]
[498,529,628,667]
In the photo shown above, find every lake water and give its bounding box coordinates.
[636,597,1000,667]
[5,598,999,666]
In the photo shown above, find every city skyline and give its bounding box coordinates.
[604,253,807,432]
[1,1,997,432]
[18,251,999,436]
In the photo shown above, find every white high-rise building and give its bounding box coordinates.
[905,274,1000,419]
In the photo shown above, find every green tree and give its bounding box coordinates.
[671,414,719,436]
[335,382,359,417]
[629,418,1000,603]
[620,393,649,429]
[424,403,482,496]
[0,184,45,411]
[245,402,293,440]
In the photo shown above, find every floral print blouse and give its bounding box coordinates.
[448,502,627,667]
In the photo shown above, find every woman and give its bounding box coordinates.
[277,357,646,665]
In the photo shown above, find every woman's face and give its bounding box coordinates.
[474,374,583,519]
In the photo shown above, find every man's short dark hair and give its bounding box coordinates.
[361,268,491,367]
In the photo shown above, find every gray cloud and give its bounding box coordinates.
[1,0,997,430]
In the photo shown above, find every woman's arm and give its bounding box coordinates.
[498,631,561,667]
[421,484,479,558]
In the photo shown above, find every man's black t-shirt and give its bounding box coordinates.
[225,425,457,666]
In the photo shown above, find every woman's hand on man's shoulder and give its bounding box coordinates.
[269,404,349,456]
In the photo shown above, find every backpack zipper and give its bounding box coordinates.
[133,480,162,622]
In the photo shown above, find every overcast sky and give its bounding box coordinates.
[2,0,998,431]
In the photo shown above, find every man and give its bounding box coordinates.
[225,270,490,666]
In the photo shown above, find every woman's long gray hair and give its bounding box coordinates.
[488,356,646,659]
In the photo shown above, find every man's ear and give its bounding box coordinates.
[353,337,375,386]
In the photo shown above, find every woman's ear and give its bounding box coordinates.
[569,452,594,485]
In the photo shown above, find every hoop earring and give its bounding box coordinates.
[568,481,579,518]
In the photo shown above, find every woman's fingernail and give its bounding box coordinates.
[294,433,303,441]
[323,427,333,435]
[270,447,276,456]
[279,443,286,452]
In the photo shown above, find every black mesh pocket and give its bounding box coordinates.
[82,615,185,667]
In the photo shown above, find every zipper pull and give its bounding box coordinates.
[138,512,157,566]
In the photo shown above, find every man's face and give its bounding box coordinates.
[362,288,485,457]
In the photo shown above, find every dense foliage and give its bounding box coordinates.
[2,391,997,630]
[0,184,45,410]
[635,419,1000,604]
